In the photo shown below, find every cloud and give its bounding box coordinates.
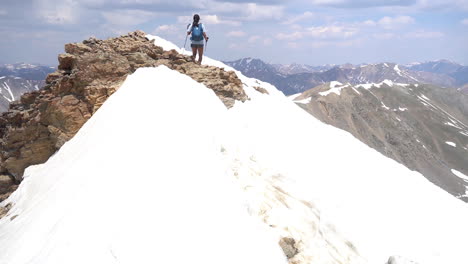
[276,32,304,41]
[415,0,468,11]
[405,30,444,38]
[102,10,156,26]
[306,0,416,8]
[248,35,261,43]
[0,9,7,16]
[178,15,240,26]
[35,0,81,25]
[154,24,178,34]
[282,11,315,25]
[377,15,415,29]
[243,3,284,21]
[287,42,299,49]
[276,25,358,41]
[226,30,246,37]
[462,18,468,25]
[373,33,396,39]
[263,38,272,46]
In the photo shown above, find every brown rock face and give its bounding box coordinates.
[0,30,247,181]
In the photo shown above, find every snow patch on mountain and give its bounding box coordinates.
[445,141,456,147]
[452,169,468,182]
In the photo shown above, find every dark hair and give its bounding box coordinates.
[193,14,200,27]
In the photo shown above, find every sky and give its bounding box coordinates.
[0,0,467,66]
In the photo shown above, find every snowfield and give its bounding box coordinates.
[1,35,468,264]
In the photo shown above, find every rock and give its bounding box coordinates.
[0,175,17,203]
[253,86,269,94]
[0,30,249,185]
[58,53,76,71]
[387,255,419,264]
[279,237,298,259]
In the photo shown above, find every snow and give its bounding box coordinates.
[0,76,5,79]
[420,94,430,101]
[330,81,343,88]
[460,131,468,137]
[356,80,402,89]
[0,66,287,264]
[398,107,408,111]
[288,93,302,101]
[445,122,462,129]
[294,97,312,104]
[1,35,468,264]
[452,169,468,182]
[381,102,390,110]
[394,64,403,76]
[319,82,350,96]
[445,141,456,147]
[1,82,15,102]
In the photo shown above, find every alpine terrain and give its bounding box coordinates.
[225,58,468,95]
[0,63,55,112]
[292,81,468,202]
[0,31,468,264]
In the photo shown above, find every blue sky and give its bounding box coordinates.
[0,0,467,66]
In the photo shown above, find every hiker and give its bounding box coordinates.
[187,14,209,64]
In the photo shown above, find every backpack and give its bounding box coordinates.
[191,24,204,41]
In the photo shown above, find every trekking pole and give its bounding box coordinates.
[183,23,190,50]
[205,38,209,52]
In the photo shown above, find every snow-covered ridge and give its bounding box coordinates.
[317,80,416,97]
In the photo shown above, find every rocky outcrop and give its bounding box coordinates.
[0,31,247,181]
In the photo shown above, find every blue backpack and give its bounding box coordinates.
[191,24,204,41]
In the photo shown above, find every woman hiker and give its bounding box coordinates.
[187,14,209,65]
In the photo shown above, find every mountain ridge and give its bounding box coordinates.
[225,58,468,95]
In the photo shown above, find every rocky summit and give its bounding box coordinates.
[0,31,247,182]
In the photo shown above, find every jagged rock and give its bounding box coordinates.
[0,31,248,182]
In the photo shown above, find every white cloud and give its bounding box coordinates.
[362,20,377,26]
[154,24,178,35]
[415,0,468,11]
[276,32,304,41]
[0,9,7,16]
[226,31,246,37]
[461,18,468,25]
[373,33,397,39]
[405,30,444,38]
[35,0,81,24]
[243,3,284,21]
[283,11,315,25]
[306,0,416,8]
[102,10,156,26]
[378,15,415,29]
[178,15,240,26]
[248,35,262,43]
[228,43,240,49]
[307,25,358,39]
[263,38,273,46]
[276,25,358,41]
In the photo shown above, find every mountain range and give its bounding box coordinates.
[224,58,468,95]
[0,63,55,112]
